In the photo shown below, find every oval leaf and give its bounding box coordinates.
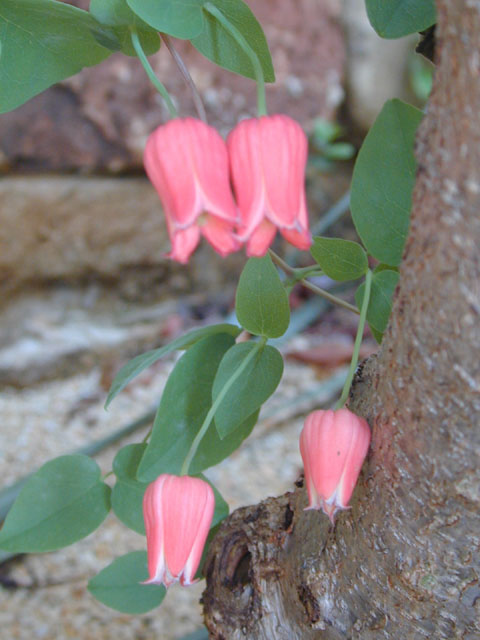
[0,0,113,114]
[192,0,275,82]
[311,237,368,281]
[105,323,241,408]
[213,343,283,439]
[0,455,111,552]
[126,0,205,39]
[350,99,423,266]
[366,0,436,39]
[235,256,290,338]
[88,551,166,614]
[355,269,400,334]
[111,444,148,535]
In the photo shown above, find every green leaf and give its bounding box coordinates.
[90,0,160,56]
[350,99,423,266]
[235,256,290,338]
[137,334,229,480]
[213,343,283,439]
[126,0,205,39]
[105,324,241,408]
[189,410,258,476]
[0,455,111,552]
[111,444,148,535]
[0,0,113,114]
[192,0,274,82]
[88,551,166,614]
[370,326,384,344]
[366,0,436,38]
[355,269,400,334]
[137,334,260,480]
[311,237,368,282]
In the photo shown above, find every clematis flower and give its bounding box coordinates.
[144,118,239,263]
[227,114,312,256]
[142,474,215,587]
[299,408,371,523]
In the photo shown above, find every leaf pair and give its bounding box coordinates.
[136,332,283,481]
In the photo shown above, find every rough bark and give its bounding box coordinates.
[203,1,480,637]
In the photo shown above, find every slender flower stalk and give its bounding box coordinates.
[268,250,360,315]
[203,2,267,116]
[180,338,265,475]
[160,33,208,123]
[130,28,177,118]
[335,269,372,409]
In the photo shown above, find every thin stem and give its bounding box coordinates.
[130,28,178,118]
[160,33,208,123]
[269,249,360,315]
[180,338,266,475]
[203,3,267,116]
[335,269,372,409]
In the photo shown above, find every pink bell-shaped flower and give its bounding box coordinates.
[299,409,371,523]
[144,118,239,263]
[142,474,215,587]
[227,114,312,256]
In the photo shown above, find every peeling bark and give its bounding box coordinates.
[203,1,480,637]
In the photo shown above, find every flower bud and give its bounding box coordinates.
[144,118,239,263]
[142,474,215,587]
[227,114,312,256]
[299,409,371,523]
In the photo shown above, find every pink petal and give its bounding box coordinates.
[228,118,266,237]
[337,410,371,507]
[161,476,214,583]
[299,409,371,518]
[280,222,312,250]
[245,219,277,256]
[258,115,308,228]
[142,474,215,588]
[201,215,240,257]
[144,120,202,227]
[168,226,201,264]
[183,118,238,223]
[142,475,167,585]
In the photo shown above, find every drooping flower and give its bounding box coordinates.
[299,408,371,523]
[142,474,215,587]
[144,118,239,263]
[227,114,312,256]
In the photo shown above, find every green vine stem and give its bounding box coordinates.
[160,33,208,123]
[203,3,267,116]
[180,337,266,475]
[130,28,178,118]
[269,249,360,315]
[335,269,372,409]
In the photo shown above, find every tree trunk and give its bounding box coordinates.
[202,1,480,637]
